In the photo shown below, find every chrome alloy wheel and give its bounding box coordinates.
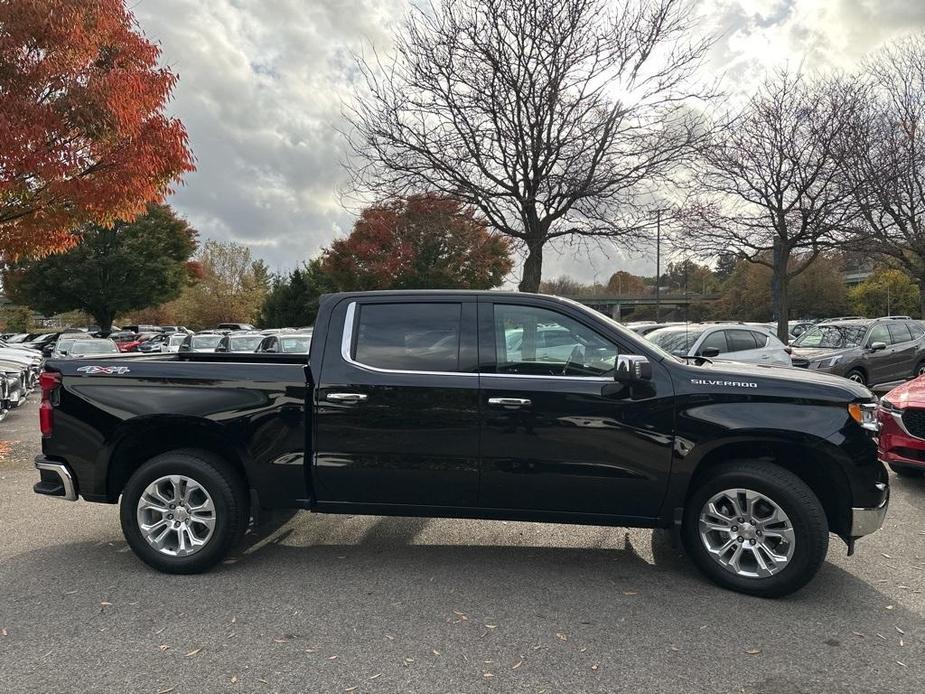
[136,475,216,557]
[698,488,796,578]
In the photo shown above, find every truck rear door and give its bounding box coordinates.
[312,296,480,507]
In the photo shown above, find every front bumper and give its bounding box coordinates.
[850,489,889,538]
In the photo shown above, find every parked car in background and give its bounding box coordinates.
[878,377,925,477]
[179,333,224,353]
[789,321,816,340]
[137,334,170,353]
[646,323,792,366]
[217,323,255,332]
[164,334,188,353]
[627,322,685,337]
[255,332,312,354]
[789,318,925,387]
[60,339,120,358]
[158,325,191,334]
[121,324,162,335]
[216,333,265,353]
[48,333,92,359]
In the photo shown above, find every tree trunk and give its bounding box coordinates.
[93,309,115,335]
[519,238,544,293]
[771,240,791,342]
[919,279,925,320]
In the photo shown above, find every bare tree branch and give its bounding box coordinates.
[343,0,716,290]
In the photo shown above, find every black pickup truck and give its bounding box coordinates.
[34,291,889,597]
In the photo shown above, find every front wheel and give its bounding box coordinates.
[913,361,925,379]
[682,461,829,598]
[120,450,249,574]
[845,369,866,386]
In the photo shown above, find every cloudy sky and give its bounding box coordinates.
[133,0,925,285]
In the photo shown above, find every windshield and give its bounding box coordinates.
[793,325,865,349]
[229,335,263,351]
[70,340,118,355]
[279,336,311,353]
[647,327,705,355]
[55,339,75,354]
[168,335,187,346]
[191,335,223,349]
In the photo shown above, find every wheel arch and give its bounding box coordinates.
[105,416,249,502]
[672,436,853,540]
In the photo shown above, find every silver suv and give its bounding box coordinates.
[646,323,792,366]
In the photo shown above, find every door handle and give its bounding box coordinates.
[488,397,532,409]
[326,392,368,403]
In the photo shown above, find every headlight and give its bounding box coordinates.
[848,402,879,431]
[811,355,842,368]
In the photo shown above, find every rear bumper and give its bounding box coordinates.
[850,489,889,538]
[34,456,78,501]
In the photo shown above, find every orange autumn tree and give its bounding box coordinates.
[322,194,513,290]
[0,0,195,258]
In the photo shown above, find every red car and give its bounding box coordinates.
[878,377,925,477]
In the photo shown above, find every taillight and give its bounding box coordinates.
[39,370,62,438]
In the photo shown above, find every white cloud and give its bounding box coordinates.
[134,0,925,282]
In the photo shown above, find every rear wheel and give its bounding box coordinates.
[845,369,866,386]
[913,361,925,379]
[889,463,925,478]
[120,449,249,574]
[682,461,828,598]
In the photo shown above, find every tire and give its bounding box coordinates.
[120,449,249,574]
[845,369,866,386]
[682,461,829,598]
[889,463,925,478]
[913,361,925,379]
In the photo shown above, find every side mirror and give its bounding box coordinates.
[215,345,227,353]
[58,350,68,356]
[699,347,721,358]
[179,344,190,352]
[614,355,652,382]
[869,341,887,352]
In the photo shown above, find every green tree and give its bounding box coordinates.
[170,240,268,329]
[715,255,849,321]
[0,305,34,332]
[260,259,332,328]
[4,204,196,332]
[849,268,920,318]
[661,260,719,295]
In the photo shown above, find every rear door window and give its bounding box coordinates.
[888,323,912,344]
[725,330,759,353]
[354,303,461,372]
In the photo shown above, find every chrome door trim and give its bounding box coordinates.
[340,301,616,383]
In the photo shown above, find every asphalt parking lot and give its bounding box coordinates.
[1,400,923,694]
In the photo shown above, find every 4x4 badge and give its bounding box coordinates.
[76,365,131,375]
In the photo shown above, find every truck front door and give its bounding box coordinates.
[477,298,675,519]
[313,297,480,507]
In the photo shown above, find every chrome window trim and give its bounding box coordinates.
[340,301,617,382]
[341,301,476,378]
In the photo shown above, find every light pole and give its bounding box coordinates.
[655,209,668,322]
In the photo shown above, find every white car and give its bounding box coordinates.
[646,323,792,366]
[164,334,188,353]
[179,333,224,353]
